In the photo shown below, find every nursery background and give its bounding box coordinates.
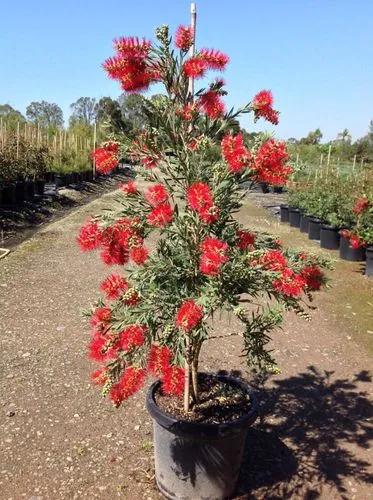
[0,1,373,499]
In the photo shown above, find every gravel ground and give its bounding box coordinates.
[0,187,372,499]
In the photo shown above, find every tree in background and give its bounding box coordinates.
[69,97,97,126]
[95,96,131,136]
[300,128,323,145]
[0,104,26,131]
[26,100,64,128]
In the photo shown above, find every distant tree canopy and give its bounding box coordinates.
[299,128,323,145]
[26,101,64,128]
[69,97,97,127]
[0,104,26,130]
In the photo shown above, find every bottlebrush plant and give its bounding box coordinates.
[79,24,329,412]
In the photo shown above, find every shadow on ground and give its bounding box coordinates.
[235,366,373,499]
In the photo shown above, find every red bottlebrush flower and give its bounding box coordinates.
[353,197,370,215]
[148,345,172,377]
[221,133,253,173]
[141,156,159,169]
[162,366,185,396]
[199,49,229,70]
[176,299,203,332]
[88,332,117,362]
[237,230,256,250]
[260,249,288,271]
[186,181,214,212]
[103,49,155,93]
[273,268,306,297]
[100,274,128,300]
[198,90,225,119]
[145,183,169,207]
[349,234,365,249]
[109,367,146,407]
[77,219,101,252]
[147,203,174,227]
[90,368,107,386]
[200,237,229,276]
[100,243,129,266]
[176,102,198,121]
[119,324,147,351]
[255,139,292,186]
[252,90,280,125]
[175,25,194,51]
[90,307,111,332]
[186,182,219,224]
[114,37,151,58]
[120,180,138,195]
[129,245,149,265]
[92,142,119,174]
[183,57,207,79]
[301,265,324,291]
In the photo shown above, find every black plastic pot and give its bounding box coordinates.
[308,218,321,240]
[273,186,283,194]
[25,180,35,200]
[339,236,366,262]
[2,184,16,205]
[35,180,45,196]
[147,374,258,500]
[259,182,270,193]
[365,247,373,277]
[0,186,3,205]
[15,181,26,202]
[300,214,310,233]
[280,204,289,223]
[55,174,65,188]
[320,225,340,250]
[289,207,301,228]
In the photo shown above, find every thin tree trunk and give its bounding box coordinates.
[184,359,191,413]
[191,342,202,404]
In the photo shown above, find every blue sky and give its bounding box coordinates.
[1,0,372,141]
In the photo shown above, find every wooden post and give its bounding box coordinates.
[16,122,20,159]
[296,153,299,166]
[0,117,3,151]
[187,3,197,99]
[327,144,331,166]
[93,122,97,179]
[352,155,356,172]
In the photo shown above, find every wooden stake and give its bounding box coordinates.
[352,155,356,172]
[16,122,20,159]
[187,3,197,98]
[327,144,331,166]
[93,122,97,178]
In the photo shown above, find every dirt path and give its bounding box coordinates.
[0,189,372,499]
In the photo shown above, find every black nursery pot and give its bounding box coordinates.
[289,207,301,228]
[340,236,366,262]
[147,374,258,500]
[280,204,289,223]
[24,180,35,200]
[259,182,270,193]
[2,183,17,205]
[320,225,340,250]
[300,213,310,233]
[308,218,321,240]
[35,180,45,196]
[15,181,26,202]
[365,247,373,277]
[273,185,283,194]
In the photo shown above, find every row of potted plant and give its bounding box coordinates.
[280,178,372,276]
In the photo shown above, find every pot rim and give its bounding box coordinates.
[146,373,258,438]
[321,224,340,231]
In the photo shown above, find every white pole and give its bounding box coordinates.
[93,122,97,179]
[187,3,197,99]
[327,144,331,166]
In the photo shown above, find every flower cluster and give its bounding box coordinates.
[255,139,292,186]
[252,90,279,125]
[103,37,158,92]
[175,25,194,51]
[92,142,119,174]
[200,237,229,276]
[221,133,252,173]
[186,182,219,224]
[236,230,255,250]
[176,299,204,331]
[78,217,149,266]
[197,90,225,119]
[340,229,366,249]
[110,367,146,406]
[148,345,185,396]
[120,180,138,195]
[182,49,229,79]
[353,196,370,215]
[273,268,306,297]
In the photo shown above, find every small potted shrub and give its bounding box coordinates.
[353,196,372,273]
[78,23,329,499]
